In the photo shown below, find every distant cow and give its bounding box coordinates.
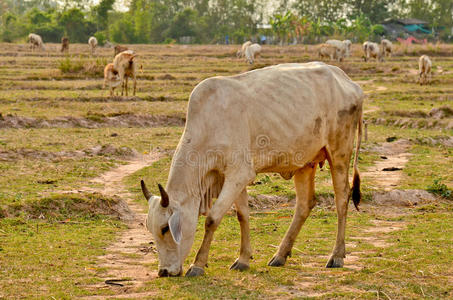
[28,33,45,51]
[326,39,350,58]
[88,37,98,55]
[236,41,252,58]
[114,45,129,57]
[113,50,137,96]
[418,55,432,85]
[318,43,343,62]
[61,37,69,53]
[381,39,392,57]
[244,43,262,64]
[103,63,121,96]
[363,41,383,62]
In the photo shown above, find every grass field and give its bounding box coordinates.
[0,42,452,299]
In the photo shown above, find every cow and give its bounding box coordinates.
[381,39,393,57]
[244,43,262,64]
[113,50,137,96]
[236,41,252,58]
[88,37,98,55]
[318,43,343,62]
[141,62,364,277]
[61,37,69,53]
[114,45,129,57]
[103,63,121,96]
[363,41,383,62]
[326,39,351,58]
[28,33,45,51]
[418,55,432,85]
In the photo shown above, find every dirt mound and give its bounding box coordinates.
[372,190,436,207]
[2,192,131,220]
[0,113,185,129]
[384,110,428,118]
[158,74,176,80]
[0,145,138,162]
[429,106,453,119]
[248,194,293,210]
[413,136,453,147]
[369,117,453,130]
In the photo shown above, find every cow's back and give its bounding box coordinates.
[185,63,363,171]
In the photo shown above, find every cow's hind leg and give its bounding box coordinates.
[326,152,351,268]
[268,164,316,267]
[186,170,255,277]
[230,189,252,271]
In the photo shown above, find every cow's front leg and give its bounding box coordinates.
[230,188,252,271]
[268,165,316,267]
[186,174,254,277]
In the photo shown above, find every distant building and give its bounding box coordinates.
[381,18,432,39]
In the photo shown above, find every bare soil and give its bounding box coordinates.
[80,154,161,298]
[0,114,185,129]
[0,144,138,162]
[362,139,412,191]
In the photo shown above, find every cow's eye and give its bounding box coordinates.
[161,225,169,235]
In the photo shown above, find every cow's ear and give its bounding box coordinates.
[168,211,181,244]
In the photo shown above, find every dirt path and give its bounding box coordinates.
[362,139,412,191]
[82,154,161,298]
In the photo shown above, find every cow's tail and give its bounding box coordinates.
[351,111,362,211]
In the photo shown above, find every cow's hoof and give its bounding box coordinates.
[185,265,205,277]
[268,255,286,267]
[326,256,344,268]
[230,259,249,271]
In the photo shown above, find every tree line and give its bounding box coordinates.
[1,0,452,45]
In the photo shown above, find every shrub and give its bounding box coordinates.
[58,57,107,77]
[427,178,452,199]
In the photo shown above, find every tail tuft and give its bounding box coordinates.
[351,172,361,211]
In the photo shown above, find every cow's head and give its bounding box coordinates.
[141,180,188,277]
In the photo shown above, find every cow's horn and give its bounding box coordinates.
[158,183,169,208]
[140,180,152,200]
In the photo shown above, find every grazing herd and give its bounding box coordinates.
[25,33,434,98]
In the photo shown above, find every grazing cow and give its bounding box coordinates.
[244,43,262,64]
[103,63,121,96]
[88,37,98,55]
[28,33,45,51]
[114,45,129,57]
[381,39,392,57]
[104,40,113,48]
[363,41,383,62]
[141,62,363,277]
[318,43,343,62]
[418,55,432,85]
[61,37,69,53]
[113,50,137,96]
[236,41,252,58]
[326,39,351,58]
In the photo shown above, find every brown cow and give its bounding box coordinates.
[61,37,69,53]
[114,45,129,57]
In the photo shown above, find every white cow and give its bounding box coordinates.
[418,55,432,85]
[237,41,252,58]
[318,43,343,61]
[88,37,98,55]
[326,39,350,58]
[363,41,383,62]
[141,62,364,277]
[113,50,137,96]
[244,43,262,64]
[381,39,393,57]
[28,33,45,51]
